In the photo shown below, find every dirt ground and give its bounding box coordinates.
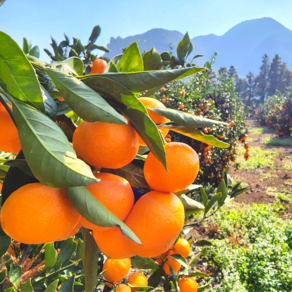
[230,119,292,215]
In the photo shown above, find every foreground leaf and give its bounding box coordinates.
[159,124,229,148]
[179,195,205,213]
[45,243,58,269]
[46,68,127,125]
[0,235,11,257]
[20,279,33,292]
[59,275,75,292]
[131,256,159,270]
[59,238,77,264]
[143,48,162,70]
[9,264,21,288]
[79,67,205,93]
[44,280,59,292]
[11,98,97,188]
[61,57,84,76]
[66,187,141,244]
[0,31,45,112]
[0,269,7,284]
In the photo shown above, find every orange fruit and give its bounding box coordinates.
[0,181,2,193]
[173,238,191,258]
[154,249,173,265]
[117,284,131,292]
[94,172,130,186]
[73,121,139,169]
[162,255,181,275]
[179,104,185,109]
[0,103,21,153]
[93,226,136,259]
[102,258,131,283]
[138,98,169,124]
[91,59,107,74]
[0,183,81,244]
[80,175,134,231]
[144,142,199,193]
[125,191,184,258]
[178,277,198,292]
[57,97,65,102]
[57,221,82,241]
[127,273,148,292]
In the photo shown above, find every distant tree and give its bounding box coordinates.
[236,77,248,103]
[268,54,282,96]
[246,72,256,107]
[228,65,238,79]
[256,54,270,102]
[218,67,228,79]
[278,63,292,93]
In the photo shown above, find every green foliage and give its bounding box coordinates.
[263,136,292,146]
[203,204,292,292]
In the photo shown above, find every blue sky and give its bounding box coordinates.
[1,0,292,62]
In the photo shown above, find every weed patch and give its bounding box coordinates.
[263,136,292,146]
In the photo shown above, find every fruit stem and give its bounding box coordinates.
[0,95,16,126]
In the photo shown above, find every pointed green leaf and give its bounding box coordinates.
[195,240,212,247]
[27,55,47,68]
[79,66,205,93]
[170,254,189,268]
[188,271,209,278]
[46,68,126,125]
[41,85,57,121]
[217,179,228,206]
[186,41,193,58]
[161,52,171,61]
[143,48,162,70]
[60,275,75,292]
[149,108,227,127]
[61,57,84,76]
[189,252,201,268]
[179,195,205,213]
[0,268,6,284]
[177,32,191,58]
[104,54,123,73]
[205,193,221,216]
[83,228,99,292]
[6,288,16,292]
[174,184,202,196]
[59,238,77,264]
[76,238,83,260]
[89,25,101,43]
[29,46,40,58]
[23,38,28,54]
[0,235,11,257]
[200,187,208,207]
[148,269,163,288]
[120,108,167,170]
[232,187,250,198]
[10,97,97,188]
[9,264,21,288]
[66,187,141,244]
[20,279,33,292]
[85,43,110,53]
[0,31,44,112]
[131,256,159,270]
[159,124,229,148]
[44,279,59,292]
[45,243,58,269]
[117,42,143,72]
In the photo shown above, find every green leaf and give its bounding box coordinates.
[45,68,127,125]
[159,124,229,148]
[149,108,227,128]
[60,275,75,292]
[66,187,141,244]
[195,240,212,247]
[44,279,59,292]
[78,75,148,114]
[177,32,191,59]
[76,238,83,260]
[127,284,153,291]
[117,42,143,72]
[85,43,110,53]
[45,243,58,269]
[89,25,101,43]
[0,235,11,257]
[29,46,40,58]
[120,108,167,170]
[23,38,28,54]
[205,194,221,216]
[20,279,33,292]
[10,97,97,188]
[188,271,209,278]
[9,264,21,288]
[79,66,205,93]
[6,288,16,292]
[169,254,189,269]
[217,179,228,206]
[198,281,212,292]
[232,187,249,198]
[61,57,84,76]
[0,31,45,112]
[59,238,77,264]
[143,48,162,70]
[104,54,123,73]
[83,229,99,292]
[131,256,159,270]
[174,184,202,196]
[179,195,205,213]
[200,187,208,207]
[161,52,171,61]
[41,85,57,121]
[0,268,7,284]
[148,269,163,288]
[189,252,201,268]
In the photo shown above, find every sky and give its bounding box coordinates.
[1,0,292,62]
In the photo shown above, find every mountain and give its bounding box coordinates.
[104,18,292,76]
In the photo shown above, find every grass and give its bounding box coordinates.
[267,187,292,203]
[263,136,292,146]
[235,147,278,170]
[260,172,278,181]
[284,179,292,186]
[252,127,277,135]
[282,164,292,170]
[246,137,254,142]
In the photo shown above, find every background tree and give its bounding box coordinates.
[278,63,292,93]
[228,65,238,79]
[256,54,270,102]
[268,54,282,96]
[246,71,256,107]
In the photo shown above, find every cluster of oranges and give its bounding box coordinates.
[244,143,250,160]
[0,93,200,289]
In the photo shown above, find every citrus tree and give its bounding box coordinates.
[0,29,241,292]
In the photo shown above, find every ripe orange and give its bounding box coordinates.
[91,59,107,74]
[0,183,81,244]
[117,284,131,292]
[57,221,82,241]
[0,103,21,153]
[144,142,199,193]
[127,273,148,292]
[173,238,191,258]
[80,175,134,231]
[73,121,139,169]
[93,226,136,259]
[125,191,184,257]
[178,277,198,292]
[162,255,181,275]
[94,172,130,186]
[102,258,131,283]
